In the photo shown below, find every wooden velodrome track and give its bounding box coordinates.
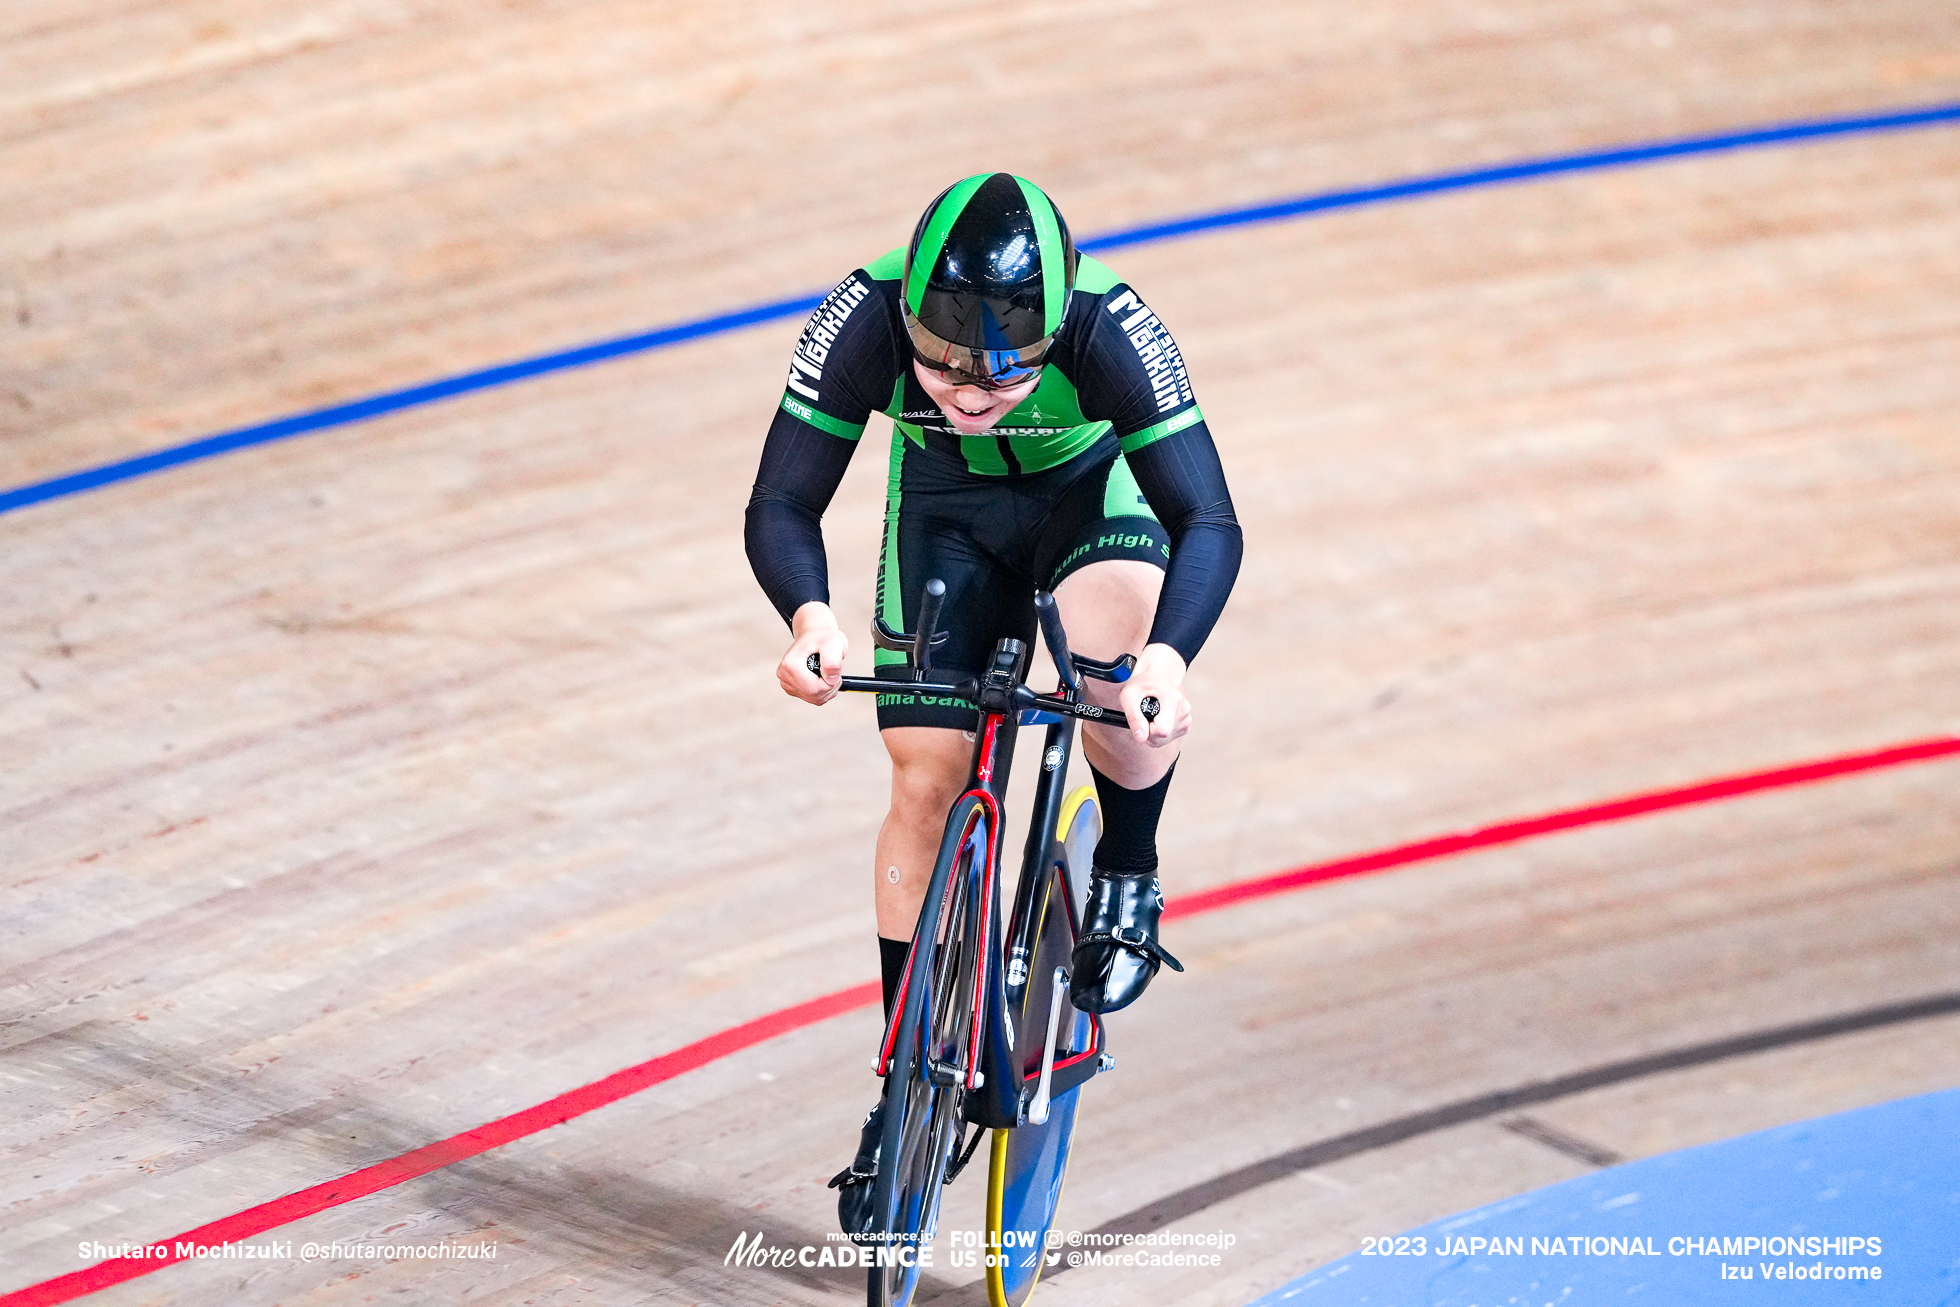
[6,2,1960,1304]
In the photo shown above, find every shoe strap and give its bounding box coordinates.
[1078,925,1185,972]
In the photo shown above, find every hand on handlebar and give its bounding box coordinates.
[779,602,849,705]
[1118,644,1191,747]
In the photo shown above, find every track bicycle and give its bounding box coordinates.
[812,580,1155,1307]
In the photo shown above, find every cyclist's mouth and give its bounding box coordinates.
[939,397,1010,432]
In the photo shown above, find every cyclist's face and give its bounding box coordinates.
[913,360,1042,435]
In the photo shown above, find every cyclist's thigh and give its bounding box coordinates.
[879,726,972,807]
[1052,559,1162,666]
[1036,451,1170,664]
[1036,451,1169,590]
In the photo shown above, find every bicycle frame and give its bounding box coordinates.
[856,590,1122,1129]
[841,584,1133,1307]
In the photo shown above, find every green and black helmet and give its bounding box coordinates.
[903,172,1077,391]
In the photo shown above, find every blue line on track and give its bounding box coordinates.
[6,99,1959,519]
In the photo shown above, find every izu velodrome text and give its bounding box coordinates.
[1404,1234,1880,1257]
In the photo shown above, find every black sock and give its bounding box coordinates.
[1087,760,1177,876]
[879,936,911,1020]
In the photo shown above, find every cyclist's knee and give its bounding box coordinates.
[883,728,969,821]
[890,761,965,819]
[1053,559,1159,660]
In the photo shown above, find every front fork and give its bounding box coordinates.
[964,638,1085,1129]
[1004,717,1074,1010]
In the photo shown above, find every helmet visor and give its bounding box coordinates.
[903,307,1051,391]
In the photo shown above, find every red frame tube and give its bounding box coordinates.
[874,714,1008,1080]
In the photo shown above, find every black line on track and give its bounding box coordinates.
[1057,990,1960,1270]
[1499,1114,1623,1168]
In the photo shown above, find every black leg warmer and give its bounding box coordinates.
[878,935,910,1020]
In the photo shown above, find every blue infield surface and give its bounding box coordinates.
[1246,1086,1960,1305]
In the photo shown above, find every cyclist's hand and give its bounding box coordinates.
[779,602,848,705]
[1121,643,1191,747]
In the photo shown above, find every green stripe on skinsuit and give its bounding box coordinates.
[1003,423,1109,474]
[779,394,865,440]
[875,431,909,669]
[1102,454,1159,521]
[1008,358,1089,428]
[1073,254,1120,295]
[1118,405,1204,455]
[959,433,1011,476]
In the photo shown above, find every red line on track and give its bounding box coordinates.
[2,984,878,1307]
[8,735,1956,1306]
[1164,735,1960,920]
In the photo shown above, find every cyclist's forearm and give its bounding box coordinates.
[1128,427,1244,661]
[745,488,830,623]
[746,411,857,623]
[1148,510,1241,659]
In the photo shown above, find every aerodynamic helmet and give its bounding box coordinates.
[903,173,1077,390]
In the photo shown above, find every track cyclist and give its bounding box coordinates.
[744,173,1242,1239]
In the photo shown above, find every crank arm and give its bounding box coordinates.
[1027,967,1069,1126]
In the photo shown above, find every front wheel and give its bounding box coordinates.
[868,792,992,1307]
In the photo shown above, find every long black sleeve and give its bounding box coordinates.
[1125,421,1242,662]
[744,410,859,625]
[1066,280,1242,662]
[744,269,895,625]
